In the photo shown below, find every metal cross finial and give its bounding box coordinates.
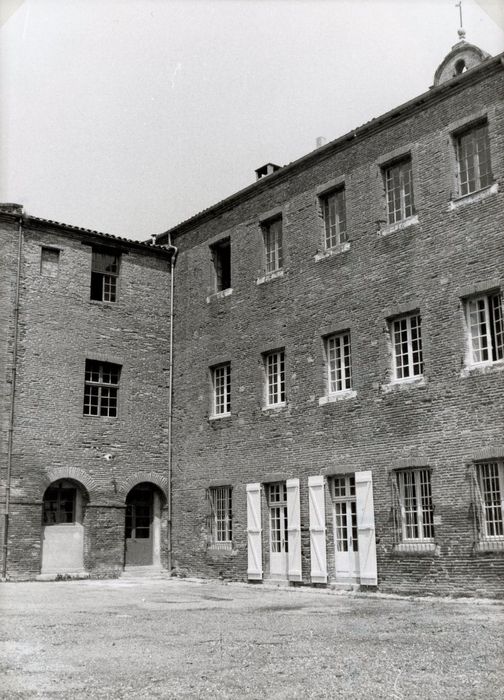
[456,0,463,29]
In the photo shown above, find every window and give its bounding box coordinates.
[395,469,434,543]
[211,238,231,292]
[455,122,492,197]
[263,218,283,274]
[465,292,504,366]
[384,158,414,224]
[264,350,285,407]
[325,332,352,394]
[83,360,121,417]
[43,481,76,524]
[40,247,60,277]
[90,249,120,302]
[212,363,231,417]
[474,462,504,542]
[321,188,347,250]
[208,486,233,545]
[390,313,423,380]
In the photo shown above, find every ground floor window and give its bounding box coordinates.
[208,486,233,546]
[473,462,504,547]
[393,469,434,548]
[43,481,77,524]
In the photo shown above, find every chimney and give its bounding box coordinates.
[255,163,281,181]
[315,137,327,149]
[0,203,24,216]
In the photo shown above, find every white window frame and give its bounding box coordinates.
[384,158,414,224]
[211,363,231,417]
[209,486,233,546]
[455,122,493,197]
[263,218,283,274]
[325,332,352,395]
[465,292,504,367]
[474,462,504,543]
[390,313,423,381]
[321,188,347,250]
[264,350,286,407]
[395,469,435,544]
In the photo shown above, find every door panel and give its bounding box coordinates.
[268,483,288,577]
[332,475,360,581]
[125,489,153,566]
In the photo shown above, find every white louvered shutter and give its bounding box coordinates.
[286,478,302,581]
[246,483,262,580]
[308,475,327,583]
[355,470,378,586]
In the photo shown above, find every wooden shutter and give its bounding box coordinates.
[286,478,302,581]
[355,470,377,586]
[246,483,262,580]
[308,475,327,583]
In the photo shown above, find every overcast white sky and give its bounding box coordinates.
[1,0,503,241]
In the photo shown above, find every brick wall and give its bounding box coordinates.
[168,63,504,596]
[0,217,172,579]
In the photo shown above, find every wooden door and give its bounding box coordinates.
[332,475,360,581]
[268,483,288,577]
[125,488,153,566]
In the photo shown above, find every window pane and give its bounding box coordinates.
[385,159,413,224]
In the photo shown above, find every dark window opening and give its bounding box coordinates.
[43,481,77,524]
[454,59,467,75]
[90,249,120,302]
[211,239,231,292]
[40,247,60,277]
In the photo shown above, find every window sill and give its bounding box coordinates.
[256,269,284,286]
[89,299,117,306]
[209,413,231,422]
[207,542,233,552]
[378,214,419,237]
[319,390,357,405]
[381,376,425,394]
[314,242,350,261]
[474,540,504,553]
[393,542,437,555]
[206,288,233,304]
[262,403,286,413]
[449,182,498,210]
[460,361,504,379]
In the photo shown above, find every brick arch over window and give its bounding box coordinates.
[119,472,169,502]
[42,466,98,500]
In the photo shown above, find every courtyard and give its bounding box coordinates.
[0,576,503,699]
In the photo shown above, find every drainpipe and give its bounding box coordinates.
[164,233,178,573]
[2,212,24,581]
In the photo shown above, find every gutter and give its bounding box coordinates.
[2,213,23,581]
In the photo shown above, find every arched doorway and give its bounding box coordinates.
[41,479,86,575]
[124,483,163,568]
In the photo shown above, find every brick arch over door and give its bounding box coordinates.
[118,472,169,502]
[42,466,98,500]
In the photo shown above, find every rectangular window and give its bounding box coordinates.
[391,313,423,380]
[265,350,285,407]
[90,249,120,302]
[396,469,434,542]
[384,158,414,224]
[456,122,492,197]
[263,218,283,274]
[83,360,121,417]
[211,238,231,292]
[40,247,60,277]
[321,188,347,250]
[475,462,504,540]
[325,332,352,394]
[212,363,231,417]
[209,486,232,545]
[465,292,504,366]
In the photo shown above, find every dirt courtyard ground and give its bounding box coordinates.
[0,576,503,699]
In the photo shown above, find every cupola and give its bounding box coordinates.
[433,27,490,86]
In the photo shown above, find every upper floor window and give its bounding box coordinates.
[465,292,504,366]
[211,363,231,417]
[474,462,504,542]
[390,313,423,380]
[40,247,60,277]
[208,486,233,545]
[263,217,283,274]
[264,349,285,407]
[321,188,347,250]
[90,249,120,302]
[211,238,231,292]
[455,122,492,197]
[395,469,434,543]
[325,332,352,394]
[384,158,414,224]
[84,360,121,417]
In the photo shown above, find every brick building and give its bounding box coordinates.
[0,205,174,580]
[1,39,504,596]
[158,40,504,597]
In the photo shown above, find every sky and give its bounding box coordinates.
[1,0,503,242]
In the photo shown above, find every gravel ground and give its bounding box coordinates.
[0,576,503,699]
